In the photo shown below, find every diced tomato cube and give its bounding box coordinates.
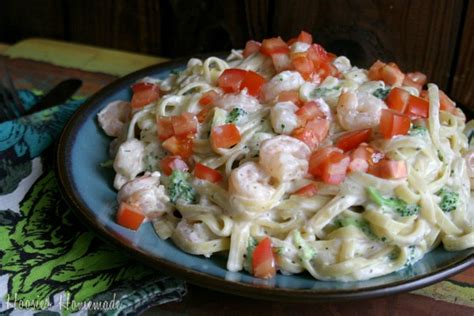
[260,37,290,56]
[240,71,266,97]
[116,202,145,230]
[162,136,194,159]
[292,55,314,80]
[293,183,318,197]
[194,163,222,183]
[385,87,410,113]
[292,118,329,150]
[171,112,198,137]
[368,60,386,81]
[160,156,188,176]
[380,109,411,139]
[380,62,405,86]
[296,100,326,124]
[406,72,427,85]
[199,90,219,106]
[335,128,372,152]
[369,160,407,179]
[308,146,343,177]
[277,90,302,107]
[320,151,350,184]
[243,40,261,58]
[405,95,429,118]
[296,31,313,44]
[252,237,276,279]
[307,44,330,64]
[217,69,247,93]
[131,83,160,109]
[157,116,174,141]
[210,124,241,149]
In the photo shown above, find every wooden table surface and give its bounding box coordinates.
[1,39,473,315]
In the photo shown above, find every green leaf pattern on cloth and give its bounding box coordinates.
[0,91,186,315]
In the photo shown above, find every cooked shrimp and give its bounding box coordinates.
[97,100,130,137]
[214,92,262,113]
[228,162,276,201]
[270,101,299,134]
[118,172,172,217]
[113,139,145,189]
[336,91,386,130]
[259,135,311,182]
[262,71,305,103]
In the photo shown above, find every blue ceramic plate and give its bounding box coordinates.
[57,58,474,302]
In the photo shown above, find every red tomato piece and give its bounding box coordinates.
[241,70,266,97]
[217,69,247,93]
[194,163,223,183]
[162,136,194,159]
[131,82,155,93]
[380,109,411,139]
[199,90,219,106]
[160,156,188,176]
[292,55,314,80]
[406,72,427,85]
[315,61,339,80]
[403,74,423,93]
[296,101,327,124]
[368,60,386,81]
[252,237,276,279]
[318,151,350,184]
[210,124,241,149]
[292,118,329,150]
[348,144,384,173]
[171,112,198,137]
[369,160,407,179]
[335,128,372,152]
[385,87,410,113]
[131,83,160,109]
[260,37,290,56]
[243,40,261,58]
[380,63,405,86]
[156,116,174,141]
[307,44,330,64]
[116,202,145,230]
[293,183,318,197]
[405,95,429,118]
[308,146,343,177]
[277,90,302,107]
[296,31,313,44]
[271,53,292,72]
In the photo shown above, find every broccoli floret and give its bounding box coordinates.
[437,188,459,213]
[372,88,390,100]
[337,217,378,240]
[367,187,420,217]
[409,124,428,136]
[244,237,258,273]
[293,231,316,261]
[167,170,197,204]
[310,86,340,98]
[226,107,247,124]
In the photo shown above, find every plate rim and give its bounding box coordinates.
[56,57,474,302]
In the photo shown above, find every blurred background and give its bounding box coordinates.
[0,0,473,107]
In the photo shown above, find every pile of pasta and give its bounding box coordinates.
[99,31,474,281]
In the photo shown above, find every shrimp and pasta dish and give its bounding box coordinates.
[98,31,474,281]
